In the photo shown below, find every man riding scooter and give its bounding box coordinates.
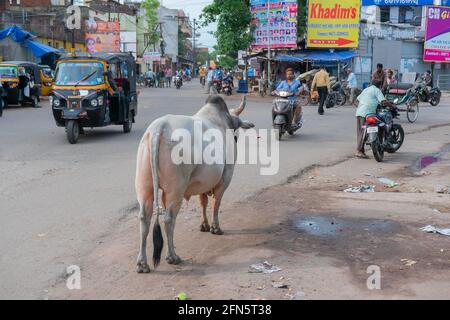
[272,68,304,130]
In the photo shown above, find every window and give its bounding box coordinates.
[380,7,390,23]
[399,6,422,26]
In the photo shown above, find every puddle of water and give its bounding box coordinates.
[293,215,400,237]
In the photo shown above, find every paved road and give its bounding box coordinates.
[1,81,450,299]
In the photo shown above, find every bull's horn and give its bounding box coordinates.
[232,96,247,116]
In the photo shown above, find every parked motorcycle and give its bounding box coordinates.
[272,90,302,140]
[325,81,346,108]
[416,81,441,106]
[175,76,183,89]
[364,107,405,162]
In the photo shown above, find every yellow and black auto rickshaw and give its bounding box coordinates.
[51,53,138,144]
[39,65,54,97]
[0,61,41,108]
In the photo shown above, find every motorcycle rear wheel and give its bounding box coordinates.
[372,140,385,162]
[274,124,284,141]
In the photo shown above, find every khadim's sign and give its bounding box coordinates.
[307,0,361,48]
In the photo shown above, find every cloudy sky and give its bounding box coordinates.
[161,0,217,50]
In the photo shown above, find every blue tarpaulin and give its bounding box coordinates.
[274,50,358,63]
[0,26,59,58]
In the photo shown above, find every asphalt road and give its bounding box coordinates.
[1,81,450,299]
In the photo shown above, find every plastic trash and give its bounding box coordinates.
[249,261,282,274]
[420,225,450,237]
[344,185,375,193]
[378,177,398,187]
[175,292,187,300]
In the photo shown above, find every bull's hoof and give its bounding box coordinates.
[166,255,182,265]
[210,225,224,235]
[200,222,211,232]
[136,261,151,274]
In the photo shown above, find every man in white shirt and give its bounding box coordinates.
[346,68,358,105]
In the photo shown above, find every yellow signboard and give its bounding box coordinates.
[307,0,361,48]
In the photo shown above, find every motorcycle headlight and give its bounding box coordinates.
[97,96,104,106]
[53,98,61,107]
[90,99,98,107]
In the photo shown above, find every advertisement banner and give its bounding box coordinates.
[250,0,298,49]
[361,0,433,5]
[306,0,361,48]
[85,21,120,53]
[424,6,450,63]
[143,51,161,62]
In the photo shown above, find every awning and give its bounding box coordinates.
[25,39,60,58]
[274,50,357,63]
[0,25,59,58]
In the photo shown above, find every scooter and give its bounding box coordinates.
[364,107,404,162]
[272,90,302,140]
[175,76,183,89]
[213,79,222,94]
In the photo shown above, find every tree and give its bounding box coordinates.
[196,50,210,66]
[297,0,307,37]
[178,25,189,58]
[201,0,253,61]
[141,0,160,47]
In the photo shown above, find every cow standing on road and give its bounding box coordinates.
[135,95,254,273]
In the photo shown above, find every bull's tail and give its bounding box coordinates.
[151,124,164,269]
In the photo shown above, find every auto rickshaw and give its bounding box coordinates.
[51,52,138,144]
[39,65,54,96]
[0,61,41,108]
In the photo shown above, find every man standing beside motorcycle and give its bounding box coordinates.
[355,79,395,159]
[272,68,305,130]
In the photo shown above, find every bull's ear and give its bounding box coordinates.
[239,120,255,129]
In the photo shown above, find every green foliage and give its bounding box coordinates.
[297,0,307,37]
[196,50,210,66]
[178,26,188,58]
[141,0,160,46]
[201,0,254,60]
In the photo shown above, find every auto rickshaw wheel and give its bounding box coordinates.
[0,99,3,117]
[123,111,133,133]
[66,120,80,144]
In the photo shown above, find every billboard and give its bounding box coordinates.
[250,0,298,49]
[306,0,361,48]
[362,0,433,5]
[424,6,450,63]
[85,21,120,53]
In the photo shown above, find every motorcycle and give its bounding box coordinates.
[213,79,222,94]
[222,76,233,96]
[416,81,441,106]
[364,107,405,162]
[341,80,362,106]
[272,90,302,140]
[325,81,346,108]
[145,77,155,88]
[175,76,183,89]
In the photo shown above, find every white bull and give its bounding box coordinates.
[135,95,254,273]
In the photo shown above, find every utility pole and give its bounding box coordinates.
[71,0,75,51]
[193,18,197,76]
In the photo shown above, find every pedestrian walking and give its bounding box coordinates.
[205,67,215,94]
[346,68,358,105]
[312,65,331,115]
[165,67,173,88]
[159,70,165,88]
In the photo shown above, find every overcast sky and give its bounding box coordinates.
[159,0,217,50]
